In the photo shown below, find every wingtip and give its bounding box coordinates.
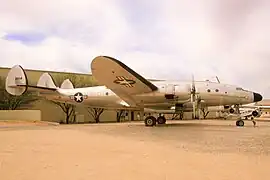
[91,56,120,72]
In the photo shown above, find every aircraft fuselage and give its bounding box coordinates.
[41,80,260,111]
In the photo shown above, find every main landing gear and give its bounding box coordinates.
[144,115,167,126]
[235,117,257,128]
[236,119,256,127]
[233,104,257,127]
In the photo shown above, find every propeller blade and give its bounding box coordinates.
[190,74,196,118]
[191,74,195,95]
[190,74,201,119]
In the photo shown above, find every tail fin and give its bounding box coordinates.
[38,74,74,89]
[37,73,57,89]
[61,79,74,89]
[5,65,28,96]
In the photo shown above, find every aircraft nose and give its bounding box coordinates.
[253,92,263,102]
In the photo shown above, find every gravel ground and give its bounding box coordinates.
[0,120,270,180]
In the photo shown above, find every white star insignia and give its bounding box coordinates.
[74,92,83,102]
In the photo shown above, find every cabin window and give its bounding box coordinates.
[215,89,219,92]
[225,92,228,94]
[105,92,109,96]
[207,89,211,92]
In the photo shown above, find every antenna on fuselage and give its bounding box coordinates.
[216,76,220,83]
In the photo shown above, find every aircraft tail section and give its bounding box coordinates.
[5,65,58,96]
[5,65,28,96]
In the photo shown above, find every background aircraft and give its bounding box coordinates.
[225,102,270,120]
[5,56,263,127]
[210,76,268,122]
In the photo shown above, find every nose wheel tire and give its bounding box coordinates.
[157,116,166,124]
[145,116,157,126]
[236,120,244,127]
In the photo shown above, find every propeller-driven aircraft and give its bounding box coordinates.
[225,103,270,120]
[5,56,263,127]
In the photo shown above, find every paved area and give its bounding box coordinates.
[1,120,270,180]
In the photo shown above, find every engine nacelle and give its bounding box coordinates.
[252,110,261,117]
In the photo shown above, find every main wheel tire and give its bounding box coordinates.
[236,120,244,127]
[145,116,157,126]
[157,116,166,124]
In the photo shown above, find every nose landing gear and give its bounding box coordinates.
[234,105,257,127]
[236,118,256,127]
[236,119,244,127]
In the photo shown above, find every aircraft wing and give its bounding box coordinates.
[91,56,158,106]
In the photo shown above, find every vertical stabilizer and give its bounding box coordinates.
[5,65,28,96]
[61,79,74,89]
[37,73,57,89]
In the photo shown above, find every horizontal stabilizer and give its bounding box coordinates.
[5,65,58,96]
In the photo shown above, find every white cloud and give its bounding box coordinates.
[0,0,270,97]
[0,0,130,70]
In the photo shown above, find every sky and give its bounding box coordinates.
[0,0,270,97]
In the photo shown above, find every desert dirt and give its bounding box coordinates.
[1,119,270,180]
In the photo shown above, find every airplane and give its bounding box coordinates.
[5,55,263,127]
[225,102,270,120]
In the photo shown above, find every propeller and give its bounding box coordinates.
[190,74,200,119]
